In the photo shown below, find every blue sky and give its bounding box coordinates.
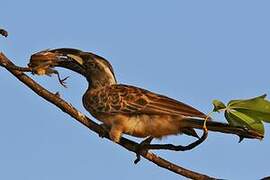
[1,1,270,179]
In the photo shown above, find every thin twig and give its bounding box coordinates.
[134,128,208,164]
[145,128,208,151]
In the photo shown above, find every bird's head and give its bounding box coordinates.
[29,48,117,89]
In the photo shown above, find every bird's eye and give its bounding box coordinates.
[89,61,98,68]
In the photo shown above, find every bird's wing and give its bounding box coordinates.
[88,84,207,119]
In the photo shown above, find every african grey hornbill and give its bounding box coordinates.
[28,48,261,145]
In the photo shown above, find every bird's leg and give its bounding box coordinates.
[109,125,123,143]
[134,136,154,164]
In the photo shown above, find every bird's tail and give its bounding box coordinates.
[180,118,263,140]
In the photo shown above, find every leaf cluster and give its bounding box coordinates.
[213,94,270,136]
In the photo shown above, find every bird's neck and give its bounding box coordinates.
[86,72,117,91]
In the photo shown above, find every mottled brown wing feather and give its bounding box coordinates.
[140,93,207,118]
[88,84,207,119]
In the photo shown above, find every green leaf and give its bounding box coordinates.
[212,94,270,136]
[234,109,270,123]
[212,99,226,112]
[228,94,266,107]
[228,94,270,123]
[225,110,265,135]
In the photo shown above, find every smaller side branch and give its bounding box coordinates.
[134,128,208,164]
[145,128,208,151]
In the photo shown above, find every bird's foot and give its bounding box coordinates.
[134,136,153,164]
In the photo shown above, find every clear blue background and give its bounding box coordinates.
[1,1,269,180]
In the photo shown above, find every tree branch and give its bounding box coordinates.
[0,51,263,179]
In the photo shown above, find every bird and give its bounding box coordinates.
[29,48,258,144]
